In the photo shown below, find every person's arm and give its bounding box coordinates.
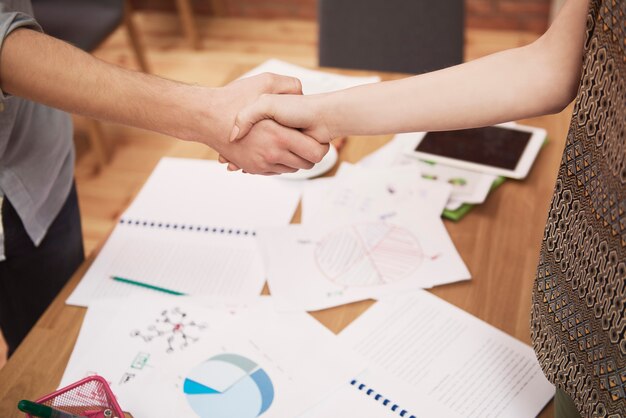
[230,0,589,149]
[0,28,327,174]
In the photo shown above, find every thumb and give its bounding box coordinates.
[230,95,275,142]
[260,73,303,95]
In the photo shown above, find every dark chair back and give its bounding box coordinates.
[31,0,124,52]
[318,0,464,74]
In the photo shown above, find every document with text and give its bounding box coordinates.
[337,291,554,418]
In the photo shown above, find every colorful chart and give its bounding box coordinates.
[315,222,424,286]
[183,353,274,418]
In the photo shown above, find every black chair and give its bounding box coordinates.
[318,0,464,74]
[31,0,149,169]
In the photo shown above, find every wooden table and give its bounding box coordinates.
[0,81,571,418]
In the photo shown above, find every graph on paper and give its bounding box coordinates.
[314,222,424,287]
[183,353,274,418]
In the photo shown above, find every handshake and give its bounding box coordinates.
[206,73,336,175]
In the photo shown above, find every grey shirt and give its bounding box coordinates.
[0,0,74,257]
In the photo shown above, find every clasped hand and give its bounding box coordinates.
[214,74,334,174]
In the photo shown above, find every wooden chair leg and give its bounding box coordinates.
[86,119,111,170]
[124,0,150,73]
[175,0,201,50]
[0,329,7,371]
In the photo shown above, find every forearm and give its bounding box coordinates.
[320,0,587,138]
[0,28,215,143]
[322,42,574,137]
[0,27,328,174]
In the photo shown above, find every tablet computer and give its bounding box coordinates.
[403,124,546,179]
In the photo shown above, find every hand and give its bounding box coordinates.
[197,73,329,175]
[230,94,335,144]
[217,119,328,174]
[220,93,335,171]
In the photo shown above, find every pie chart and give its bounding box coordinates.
[315,222,424,286]
[183,353,274,418]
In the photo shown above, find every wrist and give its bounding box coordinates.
[164,85,230,152]
[317,91,346,140]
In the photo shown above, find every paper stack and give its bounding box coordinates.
[259,162,471,311]
[359,133,501,220]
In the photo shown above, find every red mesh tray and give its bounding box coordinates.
[25,375,125,418]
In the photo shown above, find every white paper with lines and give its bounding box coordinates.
[122,157,300,229]
[67,158,301,307]
[239,59,381,95]
[301,163,451,224]
[257,208,469,311]
[338,291,554,418]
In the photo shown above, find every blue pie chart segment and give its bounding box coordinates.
[250,368,274,414]
[183,354,274,418]
[184,379,220,395]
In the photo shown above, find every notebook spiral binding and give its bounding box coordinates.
[119,218,256,236]
[350,379,416,418]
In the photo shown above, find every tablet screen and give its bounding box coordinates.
[415,126,532,170]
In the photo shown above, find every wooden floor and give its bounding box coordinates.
[1,12,570,416]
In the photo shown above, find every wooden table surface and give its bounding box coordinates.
[0,70,571,418]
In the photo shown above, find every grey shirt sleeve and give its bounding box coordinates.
[0,9,42,100]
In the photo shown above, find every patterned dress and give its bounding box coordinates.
[531,0,626,416]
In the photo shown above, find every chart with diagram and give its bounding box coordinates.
[183,353,274,418]
[130,307,208,354]
[314,222,424,286]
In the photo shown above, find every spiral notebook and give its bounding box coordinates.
[66,158,301,307]
[331,290,554,418]
[348,377,416,418]
[301,366,418,418]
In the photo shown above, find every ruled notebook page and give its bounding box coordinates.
[67,158,301,307]
[122,157,301,229]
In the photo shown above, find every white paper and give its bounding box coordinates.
[358,135,414,168]
[301,163,452,224]
[418,161,496,207]
[359,135,497,207]
[299,380,391,418]
[339,291,554,418]
[239,59,381,95]
[62,297,365,418]
[259,210,470,311]
[67,158,301,307]
[322,163,451,218]
[301,362,445,418]
[62,294,270,391]
[123,157,301,229]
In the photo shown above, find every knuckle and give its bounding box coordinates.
[275,134,289,147]
[259,93,272,105]
[263,150,278,164]
[292,77,303,94]
[260,72,276,88]
[251,156,265,172]
[234,111,244,124]
[255,95,274,117]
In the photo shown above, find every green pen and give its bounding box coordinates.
[111,275,186,296]
[17,400,87,418]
